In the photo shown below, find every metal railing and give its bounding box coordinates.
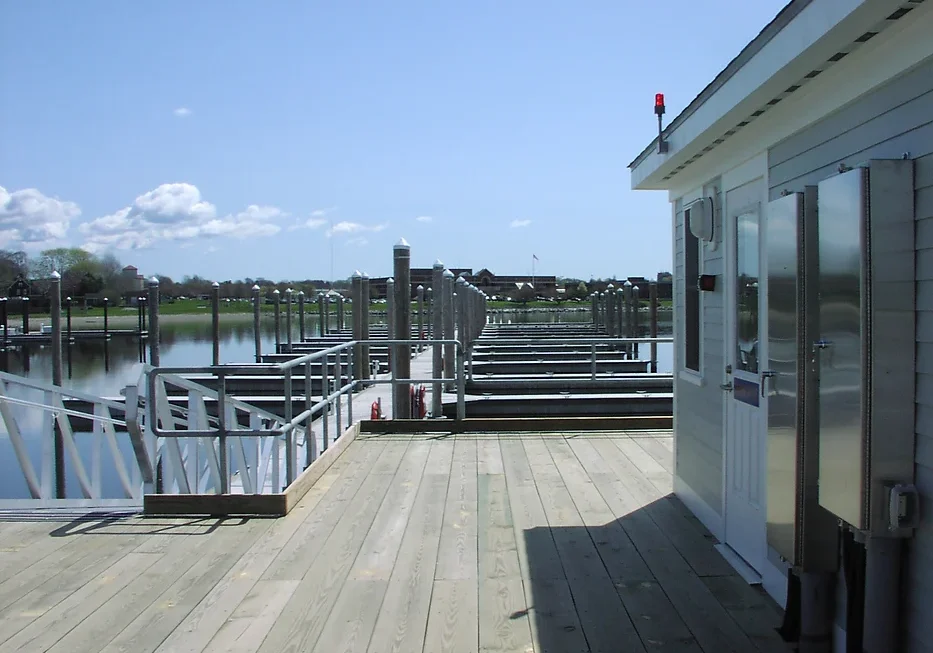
[0,369,152,508]
[148,338,465,494]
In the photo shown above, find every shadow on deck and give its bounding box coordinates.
[0,431,789,653]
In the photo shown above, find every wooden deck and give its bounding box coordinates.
[0,432,789,652]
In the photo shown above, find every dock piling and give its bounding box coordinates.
[393,239,412,419]
[351,271,363,379]
[633,285,641,359]
[386,277,396,373]
[416,285,424,353]
[649,281,658,373]
[323,292,331,335]
[298,291,306,342]
[148,277,160,366]
[273,289,281,353]
[252,285,261,363]
[211,282,221,365]
[22,296,29,335]
[443,269,455,391]
[318,293,325,337]
[51,272,65,499]
[432,262,444,416]
[103,298,109,337]
[1,298,7,348]
[361,273,371,379]
[285,288,294,353]
[336,294,345,332]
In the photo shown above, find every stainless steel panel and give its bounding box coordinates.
[816,167,868,530]
[865,159,916,537]
[765,193,801,563]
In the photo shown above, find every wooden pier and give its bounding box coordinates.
[0,429,788,653]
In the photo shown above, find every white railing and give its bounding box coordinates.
[0,369,152,509]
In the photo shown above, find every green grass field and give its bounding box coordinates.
[27,296,672,319]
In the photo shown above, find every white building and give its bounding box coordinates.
[628,1,931,651]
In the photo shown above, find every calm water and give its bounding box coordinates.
[0,310,673,499]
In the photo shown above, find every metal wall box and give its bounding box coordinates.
[816,160,916,536]
[766,189,838,569]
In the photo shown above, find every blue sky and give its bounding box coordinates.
[1,1,786,282]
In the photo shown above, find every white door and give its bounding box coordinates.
[724,203,768,572]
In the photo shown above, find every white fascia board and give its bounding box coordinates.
[665,0,933,201]
[630,0,909,191]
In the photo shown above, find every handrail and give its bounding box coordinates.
[145,338,466,493]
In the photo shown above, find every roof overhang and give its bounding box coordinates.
[629,0,924,190]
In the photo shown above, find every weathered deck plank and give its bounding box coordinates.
[0,431,791,653]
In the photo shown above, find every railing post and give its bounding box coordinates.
[361,273,371,380]
[273,289,281,353]
[211,281,221,365]
[394,238,412,419]
[416,284,424,353]
[217,371,229,493]
[283,367,295,485]
[351,271,363,379]
[649,281,658,373]
[304,360,315,468]
[432,261,444,416]
[347,345,354,425]
[298,290,306,342]
[148,278,160,366]
[252,285,262,363]
[334,352,342,435]
[321,352,330,450]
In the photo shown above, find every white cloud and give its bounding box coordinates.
[287,216,328,231]
[415,215,433,223]
[79,183,285,253]
[510,219,532,228]
[310,206,337,218]
[0,185,80,249]
[327,221,388,237]
[173,107,191,117]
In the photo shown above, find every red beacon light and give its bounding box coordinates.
[654,93,669,153]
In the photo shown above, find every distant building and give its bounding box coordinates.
[120,265,146,305]
[473,269,558,297]
[369,268,473,299]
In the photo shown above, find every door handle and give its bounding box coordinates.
[720,382,733,392]
[761,370,776,397]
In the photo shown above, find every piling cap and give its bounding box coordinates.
[252,284,260,291]
[623,280,632,287]
[606,283,614,289]
[273,289,280,295]
[212,281,220,288]
[51,270,61,279]
[362,272,369,279]
[351,270,362,279]
[387,277,394,284]
[416,284,424,291]
[298,290,305,296]
[433,259,444,268]
[394,238,411,250]
[616,287,623,294]
[633,285,640,292]
[443,269,454,278]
